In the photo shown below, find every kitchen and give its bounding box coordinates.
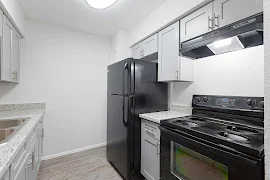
[0,0,268,180]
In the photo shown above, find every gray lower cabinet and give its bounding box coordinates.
[6,118,44,180]
[1,171,9,180]
[141,132,160,180]
[141,120,160,180]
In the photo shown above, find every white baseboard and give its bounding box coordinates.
[41,142,107,161]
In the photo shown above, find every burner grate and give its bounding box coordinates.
[226,125,260,134]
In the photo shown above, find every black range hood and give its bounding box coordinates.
[180,13,263,59]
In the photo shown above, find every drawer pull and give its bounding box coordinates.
[145,129,155,137]
[144,123,157,129]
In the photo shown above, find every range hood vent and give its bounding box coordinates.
[180,13,263,59]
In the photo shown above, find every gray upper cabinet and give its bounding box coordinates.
[1,15,21,83]
[2,15,13,81]
[213,0,263,29]
[141,132,160,180]
[0,9,3,38]
[158,21,180,81]
[132,33,158,60]
[142,34,158,57]
[132,42,143,59]
[11,28,21,82]
[180,2,213,42]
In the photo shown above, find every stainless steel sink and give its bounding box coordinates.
[0,119,26,129]
[0,129,15,142]
[0,118,29,144]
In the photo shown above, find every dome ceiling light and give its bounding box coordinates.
[85,0,119,9]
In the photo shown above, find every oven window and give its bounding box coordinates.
[171,142,228,180]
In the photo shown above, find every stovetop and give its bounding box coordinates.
[161,115,264,158]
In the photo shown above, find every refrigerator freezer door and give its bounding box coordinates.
[107,59,132,95]
[107,94,130,179]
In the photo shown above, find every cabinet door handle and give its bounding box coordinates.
[175,69,179,80]
[12,71,17,81]
[214,13,219,28]
[208,16,212,30]
[157,143,160,156]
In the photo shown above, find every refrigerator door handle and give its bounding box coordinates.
[123,63,129,127]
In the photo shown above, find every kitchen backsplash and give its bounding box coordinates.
[170,104,192,114]
[0,103,46,112]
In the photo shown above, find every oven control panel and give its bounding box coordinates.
[193,95,264,110]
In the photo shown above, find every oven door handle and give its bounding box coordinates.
[160,126,259,166]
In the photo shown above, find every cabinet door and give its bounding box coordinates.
[11,28,21,82]
[158,21,179,82]
[132,43,143,59]
[213,0,263,29]
[13,157,27,180]
[141,132,160,180]
[0,9,3,38]
[142,34,158,57]
[1,171,9,180]
[38,128,44,170]
[2,15,13,81]
[180,2,213,42]
[32,138,39,180]
[27,139,37,180]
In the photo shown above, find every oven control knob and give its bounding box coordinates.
[195,97,201,103]
[203,96,209,103]
[259,101,264,108]
[246,98,256,107]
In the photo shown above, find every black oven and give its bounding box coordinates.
[160,125,264,180]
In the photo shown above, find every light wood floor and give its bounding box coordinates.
[38,146,123,180]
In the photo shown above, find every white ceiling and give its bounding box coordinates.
[17,0,166,37]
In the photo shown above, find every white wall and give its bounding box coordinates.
[0,19,111,157]
[264,0,270,178]
[171,46,264,106]
[129,0,206,46]
[0,0,26,36]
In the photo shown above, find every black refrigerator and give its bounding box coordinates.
[107,58,168,180]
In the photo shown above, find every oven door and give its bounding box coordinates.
[160,126,264,180]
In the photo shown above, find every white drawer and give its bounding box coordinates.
[141,119,160,141]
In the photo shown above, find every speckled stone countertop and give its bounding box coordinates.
[139,105,192,124]
[0,103,45,178]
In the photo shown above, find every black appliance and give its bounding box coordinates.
[180,13,263,59]
[160,95,264,180]
[107,58,168,180]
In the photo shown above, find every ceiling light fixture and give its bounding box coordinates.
[85,0,118,9]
